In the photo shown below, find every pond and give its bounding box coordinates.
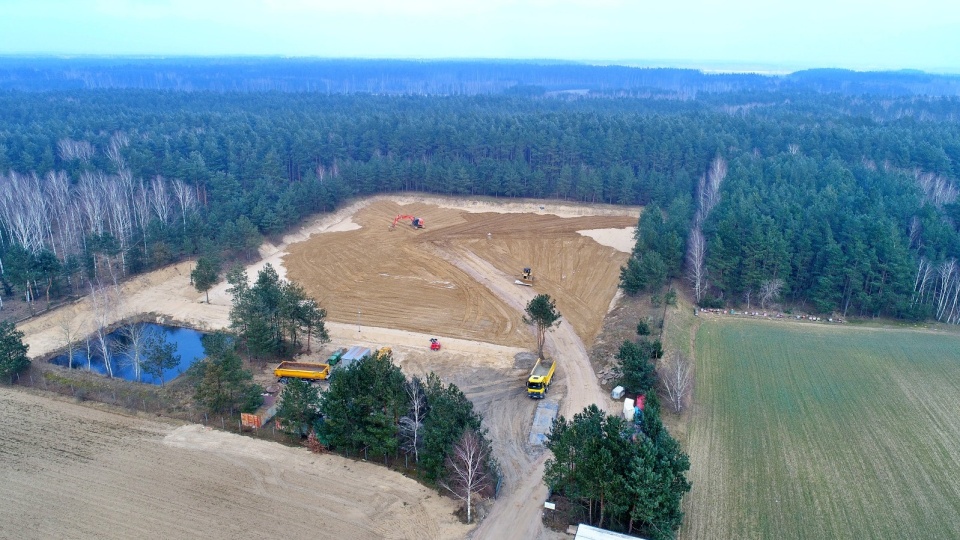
[49,324,207,385]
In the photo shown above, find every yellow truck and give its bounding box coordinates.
[274,361,331,382]
[527,358,556,399]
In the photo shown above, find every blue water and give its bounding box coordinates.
[49,324,207,385]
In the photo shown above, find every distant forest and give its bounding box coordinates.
[1,58,959,321]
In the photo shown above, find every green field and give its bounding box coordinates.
[683,319,960,539]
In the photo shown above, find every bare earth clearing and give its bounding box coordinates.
[12,195,637,540]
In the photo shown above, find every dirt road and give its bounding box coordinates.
[0,388,468,540]
[434,243,613,540]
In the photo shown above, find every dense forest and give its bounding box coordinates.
[1,59,959,321]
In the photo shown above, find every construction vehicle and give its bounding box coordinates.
[326,348,347,366]
[430,338,441,351]
[274,361,331,382]
[515,267,534,287]
[390,214,425,230]
[527,358,556,399]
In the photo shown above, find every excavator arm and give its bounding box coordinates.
[390,214,425,229]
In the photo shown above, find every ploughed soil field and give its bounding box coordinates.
[283,199,637,348]
[0,388,468,540]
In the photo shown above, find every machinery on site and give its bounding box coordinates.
[390,214,425,230]
[527,357,556,399]
[274,361,331,382]
[430,338,441,351]
[515,266,535,287]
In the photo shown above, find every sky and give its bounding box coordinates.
[0,0,958,72]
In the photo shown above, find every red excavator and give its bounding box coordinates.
[390,214,425,230]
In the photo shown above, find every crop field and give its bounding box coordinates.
[683,319,960,539]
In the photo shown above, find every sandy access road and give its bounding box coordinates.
[14,194,636,540]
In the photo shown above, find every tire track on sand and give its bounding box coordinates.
[432,244,611,540]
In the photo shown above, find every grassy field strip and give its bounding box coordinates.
[683,320,960,539]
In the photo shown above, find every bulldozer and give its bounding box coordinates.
[390,214,425,230]
[516,267,535,287]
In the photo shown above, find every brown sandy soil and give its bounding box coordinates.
[0,387,468,540]
[283,199,637,348]
[14,194,637,540]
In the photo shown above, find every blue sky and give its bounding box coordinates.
[1,0,957,72]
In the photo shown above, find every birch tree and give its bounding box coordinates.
[131,179,152,252]
[441,429,491,524]
[399,376,427,463]
[0,172,47,254]
[686,227,707,302]
[660,352,694,413]
[89,282,117,377]
[58,314,82,370]
[150,176,171,226]
[759,278,784,309]
[76,172,108,238]
[118,322,150,382]
[171,178,197,230]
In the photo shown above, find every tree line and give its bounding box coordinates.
[545,321,690,539]
[1,88,960,319]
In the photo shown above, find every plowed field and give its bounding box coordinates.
[284,200,637,348]
[0,388,468,540]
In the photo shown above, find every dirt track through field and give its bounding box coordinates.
[13,194,637,540]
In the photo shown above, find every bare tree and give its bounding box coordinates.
[76,172,108,238]
[89,282,117,377]
[118,322,151,382]
[171,179,198,230]
[686,227,707,302]
[441,429,491,524]
[150,176,171,226]
[105,172,134,273]
[759,278,784,309]
[131,179,152,252]
[915,169,958,209]
[696,155,728,224]
[58,314,82,370]
[935,259,956,321]
[743,288,752,311]
[57,138,94,163]
[399,377,427,464]
[44,171,80,259]
[0,171,48,254]
[660,352,694,413]
[106,132,129,171]
[913,257,934,307]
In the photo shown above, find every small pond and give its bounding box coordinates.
[49,324,207,385]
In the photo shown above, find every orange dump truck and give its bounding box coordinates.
[274,361,331,382]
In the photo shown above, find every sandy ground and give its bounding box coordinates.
[14,194,637,540]
[283,199,636,348]
[0,388,467,540]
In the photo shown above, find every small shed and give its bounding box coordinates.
[338,346,372,369]
[574,523,645,539]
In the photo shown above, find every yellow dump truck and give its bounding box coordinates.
[274,361,331,382]
[527,358,556,399]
